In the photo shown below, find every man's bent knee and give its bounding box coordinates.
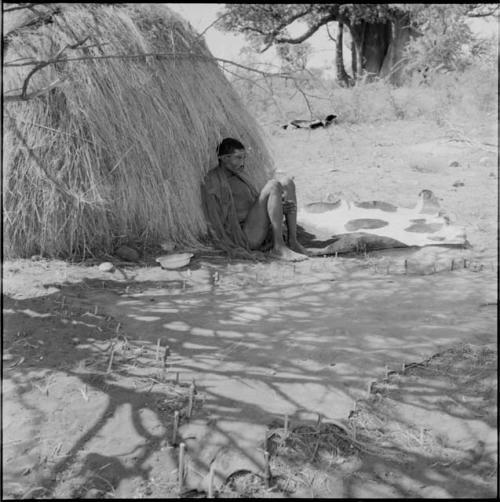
[279,176,296,199]
[261,179,283,199]
[279,176,295,188]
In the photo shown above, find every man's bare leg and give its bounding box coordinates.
[243,180,307,261]
[280,177,310,255]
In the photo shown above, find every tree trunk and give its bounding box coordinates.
[351,39,357,80]
[380,14,418,85]
[335,21,353,87]
[348,15,418,85]
[349,20,391,81]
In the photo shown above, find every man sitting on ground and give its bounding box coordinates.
[202,137,309,261]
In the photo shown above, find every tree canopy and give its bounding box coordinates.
[217,3,498,85]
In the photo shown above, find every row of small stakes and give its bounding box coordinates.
[154,341,273,497]
[106,331,433,496]
[163,346,421,496]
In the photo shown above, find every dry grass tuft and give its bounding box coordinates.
[230,63,497,131]
[3,4,274,259]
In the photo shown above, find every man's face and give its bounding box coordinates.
[219,149,246,174]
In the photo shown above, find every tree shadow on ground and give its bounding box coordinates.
[2,264,497,498]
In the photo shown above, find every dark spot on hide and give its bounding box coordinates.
[304,200,342,213]
[345,219,389,231]
[404,222,443,233]
[354,201,398,212]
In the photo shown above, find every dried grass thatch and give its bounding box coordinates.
[3,3,274,259]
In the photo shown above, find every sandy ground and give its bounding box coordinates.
[2,118,498,498]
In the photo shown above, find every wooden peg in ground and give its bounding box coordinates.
[163,345,170,368]
[178,442,186,494]
[263,450,270,488]
[106,348,115,374]
[155,338,161,361]
[208,462,216,498]
[172,410,179,445]
[187,380,195,418]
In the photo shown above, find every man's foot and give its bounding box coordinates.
[289,240,312,256]
[269,245,308,262]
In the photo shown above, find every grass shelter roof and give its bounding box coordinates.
[3,3,274,259]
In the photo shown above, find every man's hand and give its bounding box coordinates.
[282,199,296,215]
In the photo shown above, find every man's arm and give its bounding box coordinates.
[201,171,254,256]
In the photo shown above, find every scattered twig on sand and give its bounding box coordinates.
[419,427,426,446]
[79,384,89,401]
[21,487,48,499]
[10,356,25,367]
[52,442,63,457]
[90,473,116,497]
[106,348,115,374]
[310,437,321,462]
[81,311,105,320]
[33,382,51,395]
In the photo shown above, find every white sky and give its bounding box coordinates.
[166,3,498,72]
[165,3,336,71]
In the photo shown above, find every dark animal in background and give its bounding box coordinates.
[282,114,337,130]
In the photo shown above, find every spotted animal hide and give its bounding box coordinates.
[296,190,467,255]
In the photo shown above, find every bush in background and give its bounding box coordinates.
[228,39,497,131]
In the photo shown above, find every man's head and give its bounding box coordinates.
[217,137,246,174]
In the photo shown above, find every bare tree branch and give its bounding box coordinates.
[3,3,36,12]
[259,5,316,52]
[4,51,295,102]
[272,13,337,46]
[465,4,499,17]
[16,36,89,99]
[4,50,293,77]
[325,23,337,43]
[196,12,231,40]
[4,78,66,102]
